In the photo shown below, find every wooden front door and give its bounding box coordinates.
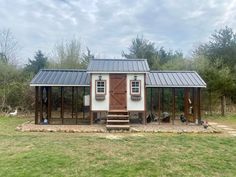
[110,74,127,110]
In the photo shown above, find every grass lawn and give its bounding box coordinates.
[206,114,236,129]
[0,117,236,177]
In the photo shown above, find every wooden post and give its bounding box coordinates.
[75,87,78,124]
[61,87,64,124]
[151,88,153,114]
[35,87,39,124]
[83,87,85,119]
[47,87,52,124]
[161,88,164,112]
[40,87,43,123]
[197,88,201,125]
[143,73,147,125]
[172,88,175,125]
[184,88,189,124]
[72,87,74,119]
[158,88,161,125]
[193,88,197,123]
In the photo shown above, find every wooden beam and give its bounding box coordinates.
[158,88,161,125]
[172,88,175,125]
[40,87,43,123]
[197,88,201,125]
[61,87,64,124]
[35,87,39,124]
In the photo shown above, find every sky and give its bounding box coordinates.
[1,0,236,65]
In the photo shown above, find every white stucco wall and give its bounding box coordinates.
[127,74,145,111]
[91,74,109,111]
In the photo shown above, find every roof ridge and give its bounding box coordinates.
[92,58,147,61]
[150,70,196,73]
[40,69,87,72]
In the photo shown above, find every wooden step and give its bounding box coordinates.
[108,110,128,113]
[106,125,130,129]
[107,119,129,123]
[107,115,129,118]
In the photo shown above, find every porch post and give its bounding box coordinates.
[75,87,78,124]
[172,88,175,125]
[40,87,43,123]
[158,88,161,125]
[184,88,189,124]
[47,87,52,124]
[83,87,85,119]
[72,86,74,119]
[197,88,201,125]
[151,88,153,114]
[193,88,197,123]
[35,86,39,124]
[61,87,64,124]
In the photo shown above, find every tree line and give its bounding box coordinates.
[0,27,236,116]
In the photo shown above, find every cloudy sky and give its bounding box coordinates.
[1,0,236,64]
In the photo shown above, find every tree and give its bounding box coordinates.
[52,38,83,69]
[81,47,94,69]
[122,36,185,70]
[25,50,48,74]
[0,29,18,64]
[194,27,236,116]
[122,36,159,69]
[195,26,236,70]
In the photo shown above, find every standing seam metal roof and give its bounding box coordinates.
[87,59,150,73]
[30,69,90,86]
[146,71,206,88]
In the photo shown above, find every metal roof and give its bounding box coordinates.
[30,69,90,87]
[87,59,150,73]
[146,71,206,88]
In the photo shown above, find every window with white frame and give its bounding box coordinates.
[96,80,106,95]
[131,80,141,95]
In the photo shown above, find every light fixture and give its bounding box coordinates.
[134,75,137,80]
[98,75,102,80]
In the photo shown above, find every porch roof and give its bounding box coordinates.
[30,69,90,87]
[87,59,150,73]
[146,71,206,88]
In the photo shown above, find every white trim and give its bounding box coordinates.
[30,84,90,87]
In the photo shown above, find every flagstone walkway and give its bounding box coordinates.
[209,122,236,137]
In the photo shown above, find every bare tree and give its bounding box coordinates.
[0,29,18,64]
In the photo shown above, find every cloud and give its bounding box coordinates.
[1,0,236,65]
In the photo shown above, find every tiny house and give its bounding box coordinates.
[30,58,206,129]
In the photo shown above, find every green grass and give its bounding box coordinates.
[0,117,236,177]
[206,114,236,128]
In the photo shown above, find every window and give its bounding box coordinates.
[131,80,141,95]
[96,80,106,95]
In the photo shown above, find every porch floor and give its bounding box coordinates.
[17,121,221,133]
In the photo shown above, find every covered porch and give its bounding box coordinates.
[145,71,206,125]
[31,69,91,125]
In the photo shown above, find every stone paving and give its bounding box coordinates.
[209,122,236,137]
[17,121,221,134]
